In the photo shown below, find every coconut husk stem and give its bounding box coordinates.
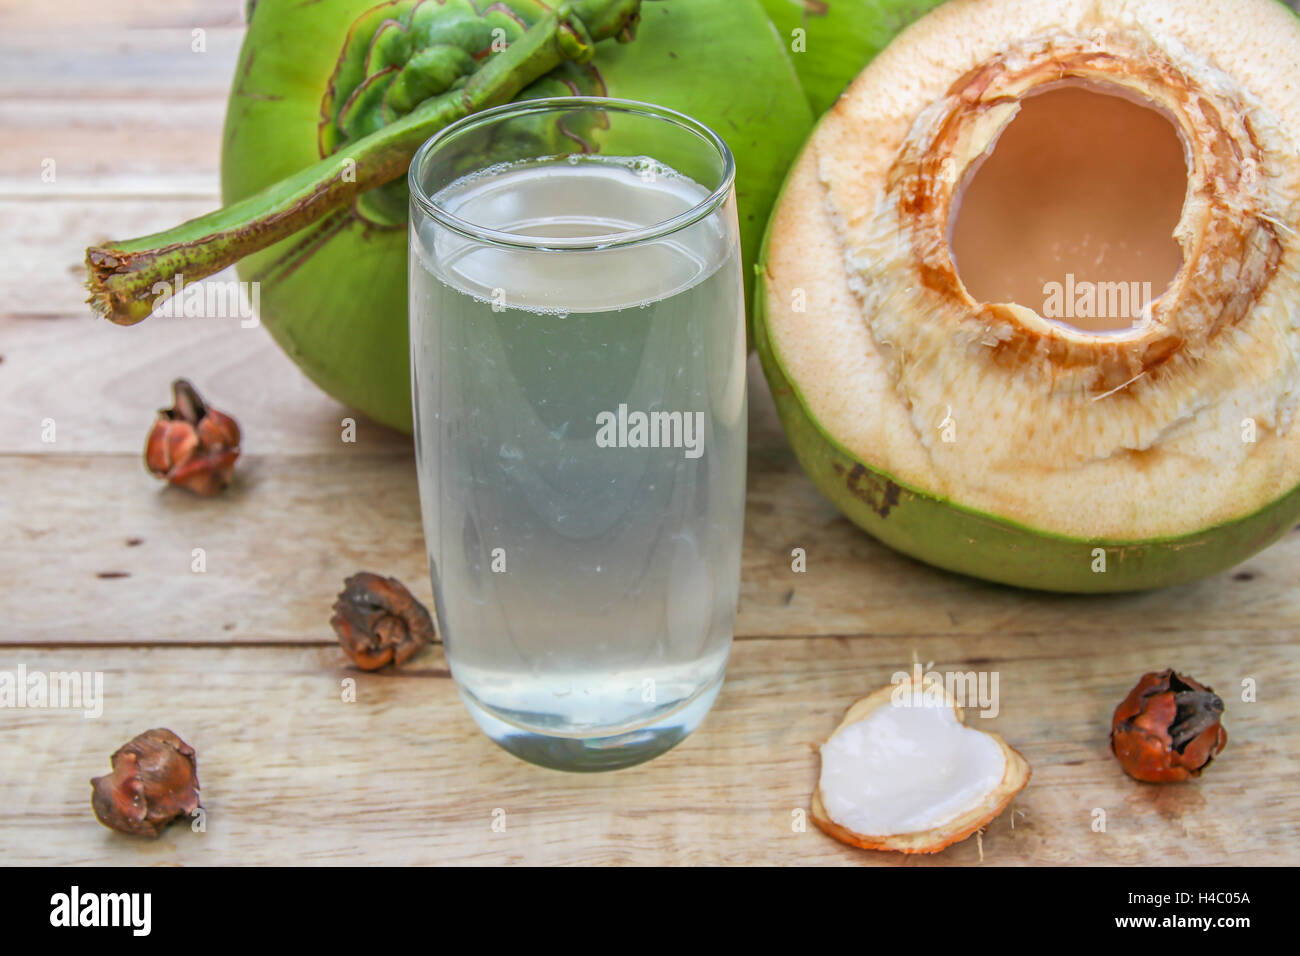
[85,0,651,327]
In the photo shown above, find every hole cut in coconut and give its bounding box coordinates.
[949,84,1188,335]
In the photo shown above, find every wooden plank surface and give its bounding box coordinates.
[2,0,1298,866]
[7,384,1300,646]
[4,633,1295,866]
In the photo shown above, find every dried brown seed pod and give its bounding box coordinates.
[331,572,435,670]
[144,378,241,495]
[1110,669,1227,783]
[91,728,200,837]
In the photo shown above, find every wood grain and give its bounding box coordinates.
[0,313,409,454]
[1,0,1298,866]
[2,201,229,315]
[7,431,1300,647]
[6,404,1300,644]
[2,635,1293,866]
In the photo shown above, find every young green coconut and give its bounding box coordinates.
[757,0,1300,592]
[86,0,813,431]
[758,0,948,116]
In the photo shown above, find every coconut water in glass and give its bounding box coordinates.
[408,98,747,771]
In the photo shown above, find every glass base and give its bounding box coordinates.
[458,674,725,772]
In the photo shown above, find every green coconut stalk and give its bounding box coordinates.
[86,0,649,326]
[83,0,811,431]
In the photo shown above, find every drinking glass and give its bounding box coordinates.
[408,98,747,771]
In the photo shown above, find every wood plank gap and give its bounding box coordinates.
[4,629,1292,650]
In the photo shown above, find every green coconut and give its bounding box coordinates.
[756,0,1300,592]
[87,0,811,432]
[758,0,946,116]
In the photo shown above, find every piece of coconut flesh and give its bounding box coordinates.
[819,697,1007,836]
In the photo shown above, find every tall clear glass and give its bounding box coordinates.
[408,98,747,772]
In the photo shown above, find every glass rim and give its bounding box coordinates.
[407,96,736,252]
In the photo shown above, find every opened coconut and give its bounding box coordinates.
[757,0,1300,591]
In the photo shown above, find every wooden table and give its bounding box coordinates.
[3,0,1298,866]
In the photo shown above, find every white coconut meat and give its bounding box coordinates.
[819,694,1007,835]
[811,680,1030,853]
[763,0,1300,540]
